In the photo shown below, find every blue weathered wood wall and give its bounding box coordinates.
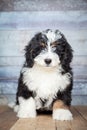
[0,0,87,105]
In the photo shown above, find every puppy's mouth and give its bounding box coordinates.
[45,64,52,67]
[35,62,59,69]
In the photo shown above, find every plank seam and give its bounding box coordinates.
[74,107,87,122]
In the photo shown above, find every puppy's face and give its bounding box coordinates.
[34,30,61,68]
[25,29,73,69]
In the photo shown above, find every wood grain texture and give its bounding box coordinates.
[5,106,86,130]
[0,11,87,30]
[0,81,17,94]
[75,106,87,120]
[0,106,18,130]
[0,106,87,130]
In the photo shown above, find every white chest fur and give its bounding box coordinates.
[22,65,70,100]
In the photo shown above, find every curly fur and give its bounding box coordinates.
[15,29,73,119]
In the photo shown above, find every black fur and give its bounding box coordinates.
[16,29,73,109]
[16,73,33,105]
[24,33,48,67]
[54,34,73,73]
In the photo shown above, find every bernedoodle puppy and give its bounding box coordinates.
[13,29,73,120]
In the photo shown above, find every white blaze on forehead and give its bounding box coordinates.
[42,30,62,53]
[46,31,56,43]
[43,30,62,43]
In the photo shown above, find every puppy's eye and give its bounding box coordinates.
[51,44,56,48]
[40,43,46,47]
[51,42,58,48]
[51,42,61,48]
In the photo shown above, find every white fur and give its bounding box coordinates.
[44,97,53,110]
[35,96,43,109]
[17,97,36,118]
[22,64,71,109]
[14,105,19,112]
[43,29,62,43]
[53,109,73,121]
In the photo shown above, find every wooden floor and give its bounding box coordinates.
[0,106,87,130]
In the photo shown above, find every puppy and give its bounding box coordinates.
[15,29,73,120]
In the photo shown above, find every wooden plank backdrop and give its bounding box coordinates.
[0,9,87,104]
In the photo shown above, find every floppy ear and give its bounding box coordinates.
[57,34,73,70]
[24,42,34,68]
[61,40,73,70]
[64,43,73,64]
[24,33,43,68]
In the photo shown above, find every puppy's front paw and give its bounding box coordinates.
[17,97,37,118]
[53,109,73,121]
[17,110,36,118]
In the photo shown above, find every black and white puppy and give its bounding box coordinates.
[15,29,73,120]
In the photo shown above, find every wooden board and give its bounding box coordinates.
[0,106,18,130]
[75,106,87,120]
[10,106,87,130]
[0,11,87,30]
[0,106,87,130]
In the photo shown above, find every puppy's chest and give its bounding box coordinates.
[23,67,70,99]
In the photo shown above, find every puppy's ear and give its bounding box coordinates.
[63,42,73,64]
[24,43,34,67]
[59,34,73,70]
[61,40,73,70]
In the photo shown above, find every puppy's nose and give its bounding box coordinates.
[45,59,52,65]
